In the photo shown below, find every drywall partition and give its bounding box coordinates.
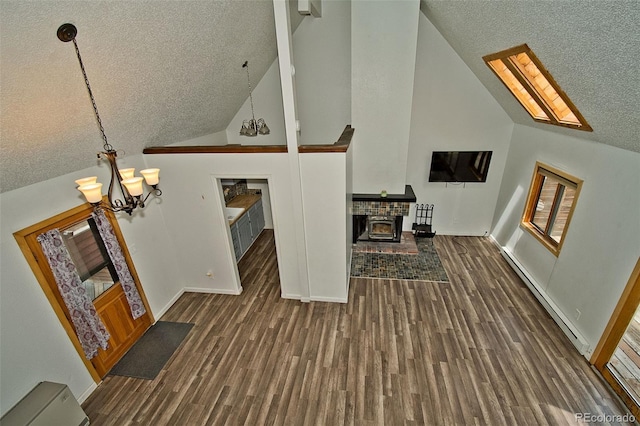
[146,151,303,299]
[274,0,312,302]
[0,155,182,415]
[405,13,513,236]
[345,140,354,289]
[351,0,420,194]
[491,124,640,358]
[299,152,349,302]
[292,0,351,145]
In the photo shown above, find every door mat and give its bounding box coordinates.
[351,237,449,282]
[108,321,194,380]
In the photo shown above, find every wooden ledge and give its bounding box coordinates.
[298,125,354,153]
[142,125,353,155]
[142,145,287,154]
[353,185,417,203]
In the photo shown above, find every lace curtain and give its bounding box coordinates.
[91,209,146,319]
[37,229,110,359]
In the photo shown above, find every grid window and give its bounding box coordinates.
[522,162,583,255]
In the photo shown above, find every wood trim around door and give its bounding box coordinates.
[590,256,640,416]
[592,257,640,367]
[13,200,155,382]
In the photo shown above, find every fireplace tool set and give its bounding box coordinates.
[412,204,436,238]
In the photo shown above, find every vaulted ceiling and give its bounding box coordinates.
[421,0,640,154]
[0,1,299,193]
[1,1,638,194]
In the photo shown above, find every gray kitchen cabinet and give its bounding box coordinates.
[236,214,252,256]
[230,222,242,260]
[249,198,265,238]
[229,197,264,262]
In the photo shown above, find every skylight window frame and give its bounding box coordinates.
[483,44,592,132]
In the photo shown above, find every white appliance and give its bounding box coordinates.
[0,382,89,426]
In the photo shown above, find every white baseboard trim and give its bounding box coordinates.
[488,234,501,249]
[310,295,348,304]
[281,293,302,301]
[152,288,185,321]
[500,246,590,356]
[183,287,243,295]
[77,382,98,404]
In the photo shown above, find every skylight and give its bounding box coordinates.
[483,44,592,131]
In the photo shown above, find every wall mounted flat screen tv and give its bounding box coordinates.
[429,151,493,183]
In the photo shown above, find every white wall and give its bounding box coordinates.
[491,124,640,357]
[299,152,349,302]
[0,154,182,414]
[405,13,513,236]
[292,0,351,145]
[146,152,305,299]
[351,0,419,193]
[351,0,420,194]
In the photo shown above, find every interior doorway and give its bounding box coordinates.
[219,178,280,294]
[591,257,640,418]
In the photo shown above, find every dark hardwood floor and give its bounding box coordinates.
[82,231,630,425]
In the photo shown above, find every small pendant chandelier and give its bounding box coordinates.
[57,23,161,215]
[239,61,270,137]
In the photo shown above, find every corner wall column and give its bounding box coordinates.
[273,0,311,302]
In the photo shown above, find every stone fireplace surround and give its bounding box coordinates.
[352,185,416,243]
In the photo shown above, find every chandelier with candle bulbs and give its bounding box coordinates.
[239,61,270,137]
[57,23,161,215]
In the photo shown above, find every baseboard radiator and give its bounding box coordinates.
[500,247,590,356]
[0,382,89,426]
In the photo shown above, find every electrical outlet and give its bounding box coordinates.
[575,309,581,321]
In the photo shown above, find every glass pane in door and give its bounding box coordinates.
[62,218,117,300]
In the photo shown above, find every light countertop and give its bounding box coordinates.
[226,194,261,225]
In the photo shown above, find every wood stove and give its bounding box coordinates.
[367,216,396,241]
[353,215,403,243]
[351,185,416,244]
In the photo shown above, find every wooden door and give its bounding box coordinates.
[91,283,152,377]
[14,202,154,381]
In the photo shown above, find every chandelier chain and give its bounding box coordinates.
[59,22,161,215]
[244,61,256,122]
[72,39,113,152]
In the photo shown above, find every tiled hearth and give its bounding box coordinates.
[352,232,418,254]
[350,236,449,282]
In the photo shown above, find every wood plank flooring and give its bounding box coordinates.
[82,231,630,425]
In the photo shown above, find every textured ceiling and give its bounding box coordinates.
[2,1,639,194]
[421,0,640,154]
[0,0,302,193]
